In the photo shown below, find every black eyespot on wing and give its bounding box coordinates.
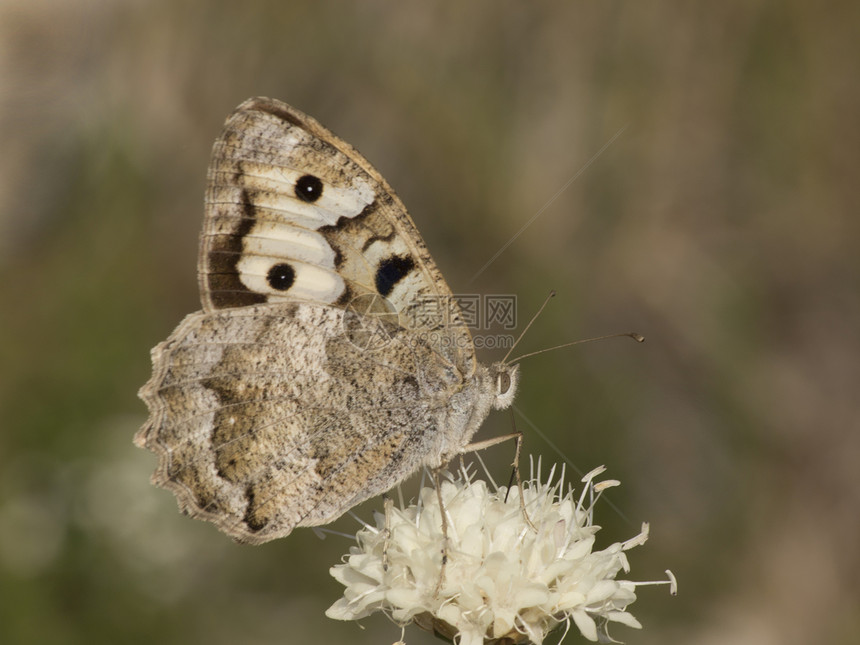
[295,174,323,202]
[267,263,296,291]
[375,255,416,297]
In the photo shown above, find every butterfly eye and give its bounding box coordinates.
[295,174,323,202]
[267,263,296,291]
[497,371,512,395]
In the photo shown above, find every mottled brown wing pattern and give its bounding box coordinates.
[137,302,473,544]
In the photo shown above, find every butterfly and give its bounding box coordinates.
[135,97,519,544]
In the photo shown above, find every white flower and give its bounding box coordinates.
[327,461,676,644]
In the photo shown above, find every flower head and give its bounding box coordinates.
[327,461,675,644]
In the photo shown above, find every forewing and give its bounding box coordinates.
[200,97,475,374]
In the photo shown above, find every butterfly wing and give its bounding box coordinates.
[200,97,474,374]
[137,98,489,543]
[137,302,476,544]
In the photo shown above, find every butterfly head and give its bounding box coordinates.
[488,362,519,410]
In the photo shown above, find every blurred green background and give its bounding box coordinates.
[2,1,858,643]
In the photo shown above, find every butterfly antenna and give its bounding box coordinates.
[509,331,644,364]
[502,291,556,363]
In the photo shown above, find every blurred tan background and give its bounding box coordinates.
[2,1,858,644]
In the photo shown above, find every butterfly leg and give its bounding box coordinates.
[458,431,519,454]
[459,431,537,532]
[432,467,449,597]
[382,495,393,573]
[509,431,537,532]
